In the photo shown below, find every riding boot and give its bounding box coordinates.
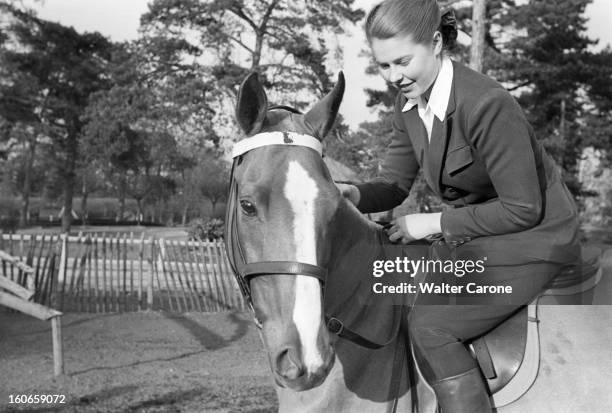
[431,368,492,413]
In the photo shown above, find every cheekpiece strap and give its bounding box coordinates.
[232,132,323,158]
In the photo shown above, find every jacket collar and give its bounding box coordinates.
[401,56,454,122]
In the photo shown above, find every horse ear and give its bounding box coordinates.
[236,72,268,136]
[304,72,345,140]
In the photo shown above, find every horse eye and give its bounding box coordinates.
[240,200,257,216]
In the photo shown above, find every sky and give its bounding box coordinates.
[25,0,612,130]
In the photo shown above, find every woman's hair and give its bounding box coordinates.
[365,0,458,51]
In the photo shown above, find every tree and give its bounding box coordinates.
[469,0,487,72]
[0,3,113,231]
[140,0,364,117]
[82,37,215,221]
[195,154,229,216]
[487,0,612,196]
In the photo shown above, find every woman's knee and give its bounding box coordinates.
[408,307,458,349]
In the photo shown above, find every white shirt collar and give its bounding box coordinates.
[402,56,453,121]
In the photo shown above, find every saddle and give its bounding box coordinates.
[466,245,602,407]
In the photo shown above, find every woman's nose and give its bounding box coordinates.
[388,65,402,83]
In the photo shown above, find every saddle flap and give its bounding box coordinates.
[470,306,528,394]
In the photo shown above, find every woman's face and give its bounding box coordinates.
[371,32,442,100]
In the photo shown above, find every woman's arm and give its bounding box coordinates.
[352,95,420,213]
[441,88,543,243]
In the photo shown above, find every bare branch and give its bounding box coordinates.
[506,80,532,92]
[228,5,258,32]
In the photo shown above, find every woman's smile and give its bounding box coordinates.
[371,33,442,100]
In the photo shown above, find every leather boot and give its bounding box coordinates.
[431,368,492,413]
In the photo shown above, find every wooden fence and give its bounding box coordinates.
[0,233,247,313]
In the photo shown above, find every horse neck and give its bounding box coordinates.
[326,199,384,276]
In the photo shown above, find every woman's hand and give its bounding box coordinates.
[387,212,442,243]
[335,183,361,206]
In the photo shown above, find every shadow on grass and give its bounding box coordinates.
[68,349,208,376]
[163,311,251,350]
[125,385,277,413]
[0,314,110,338]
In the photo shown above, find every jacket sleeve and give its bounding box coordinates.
[355,97,419,213]
[440,88,543,242]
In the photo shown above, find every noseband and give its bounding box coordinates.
[225,131,329,326]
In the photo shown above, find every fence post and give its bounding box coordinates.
[147,237,155,310]
[138,233,144,310]
[54,235,68,311]
[51,316,64,376]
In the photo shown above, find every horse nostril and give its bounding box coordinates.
[275,347,304,381]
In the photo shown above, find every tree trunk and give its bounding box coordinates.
[61,132,78,233]
[61,173,75,232]
[182,204,189,226]
[19,139,36,227]
[81,192,88,225]
[80,179,88,225]
[251,0,278,70]
[117,175,126,221]
[136,198,143,225]
[469,0,487,73]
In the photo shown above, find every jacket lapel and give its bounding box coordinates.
[403,107,428,168]
[424,81,457,197]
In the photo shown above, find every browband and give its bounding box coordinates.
[232,132,323,158]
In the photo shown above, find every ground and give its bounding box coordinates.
[2,227,611,413]
[0,311,276,413]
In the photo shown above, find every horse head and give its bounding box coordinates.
[228,72,345,391]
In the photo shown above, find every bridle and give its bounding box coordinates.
[224,128,393,350]
[224,130,329,328]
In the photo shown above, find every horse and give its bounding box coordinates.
[225,72,612,412]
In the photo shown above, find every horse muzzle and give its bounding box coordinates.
[272,343,335,391]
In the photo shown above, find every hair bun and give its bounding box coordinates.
[439,8,458,50]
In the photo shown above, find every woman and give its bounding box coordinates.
[337,0,582,412]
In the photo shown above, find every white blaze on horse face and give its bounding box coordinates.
[283,160,324,372]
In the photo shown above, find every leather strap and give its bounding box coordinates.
[244,261,327,283]
[326,316,394,349]
[472,337,497,379]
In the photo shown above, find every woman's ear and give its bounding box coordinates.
[433,31,443,56]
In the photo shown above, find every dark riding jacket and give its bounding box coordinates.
[356,60,580,268]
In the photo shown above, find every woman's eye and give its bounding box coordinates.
[240,200,257,216]
[378,63,389,70]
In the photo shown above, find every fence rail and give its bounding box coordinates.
[0,233,246,313]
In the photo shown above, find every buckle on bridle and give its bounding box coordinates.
[327,317,344,335]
